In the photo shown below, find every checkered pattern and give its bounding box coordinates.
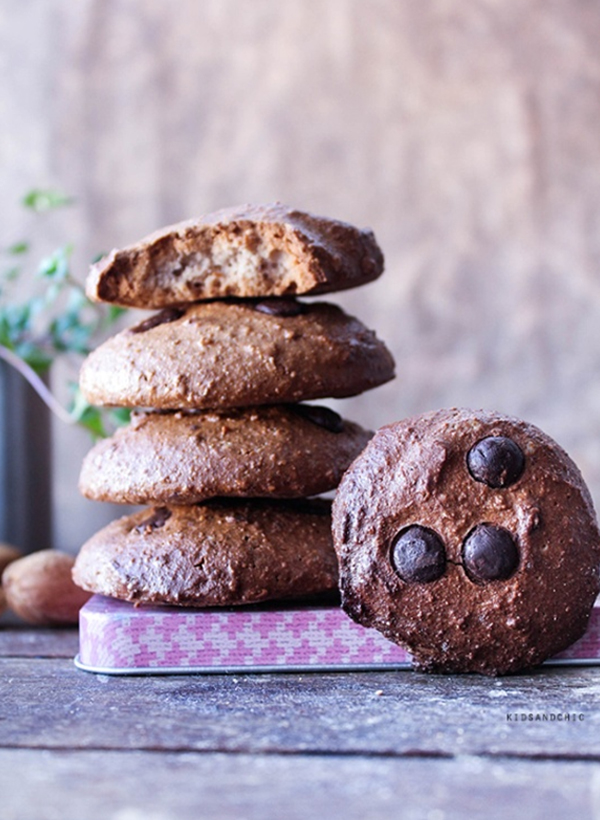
[78,596,411,670]
[552,605,600,661]
[78,595,600,672]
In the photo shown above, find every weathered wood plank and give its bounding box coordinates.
[2,657,598,758]
[0,749,597,820]
[0,626,79,658]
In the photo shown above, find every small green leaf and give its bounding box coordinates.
[52,323,94,355]
[1,303,31,335]
[69,386,107,438]
[109,407,132,427]
[0,313,13,346]
[7,241,29,255]
[37,245,72,282]
[14,342,53,374]
[105,305,128,326]
[68,383,87,417]
[78,407,107,439]
[22,190,74,212]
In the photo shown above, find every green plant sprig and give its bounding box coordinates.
[0,190,130,438]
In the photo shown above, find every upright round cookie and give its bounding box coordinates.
[85,202,384,308]
[73,499,338,607]
[79,405,373,504]
[332,408,600,675]
[79,298,395,409]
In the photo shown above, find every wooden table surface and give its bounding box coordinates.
[1,625,599,820]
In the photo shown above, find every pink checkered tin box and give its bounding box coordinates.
[76,595,600,674]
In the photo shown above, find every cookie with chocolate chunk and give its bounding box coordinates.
[79,404,372,504]
[79,299,395,410]
[332,408,600,675]
[73,499,338,607]
[86,202,384,308]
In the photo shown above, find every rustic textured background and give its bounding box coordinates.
[1,0,600,551]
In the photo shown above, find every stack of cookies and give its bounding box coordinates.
[73,203,395,609]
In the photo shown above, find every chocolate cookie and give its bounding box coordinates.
[332,408,600,675]
[79,405,373,504]
[79,299,395,409]
[73,499,338,607]
[86,202,384,308]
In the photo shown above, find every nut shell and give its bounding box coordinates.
[0,542,22,575]
[2,550,92,626]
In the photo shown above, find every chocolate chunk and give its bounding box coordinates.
[130,308,185,333]
[462,524,519,583]
[253,297,305,317]
[135,507,172,532]
[290,403,344,433]
[391,525,446,583]
[467,436,525,489]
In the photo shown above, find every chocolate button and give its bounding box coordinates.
[130,308,186,333]
[391,525,446,583]
[253,297,305,317]
[467,436,525,489]
[135,507,172,532]
[290,404,344,433]
[462,524,519,583]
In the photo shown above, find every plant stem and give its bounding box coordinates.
[0,345,76,425]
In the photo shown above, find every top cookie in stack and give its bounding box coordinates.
[85,202,384,307]
[73,203,395,609]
